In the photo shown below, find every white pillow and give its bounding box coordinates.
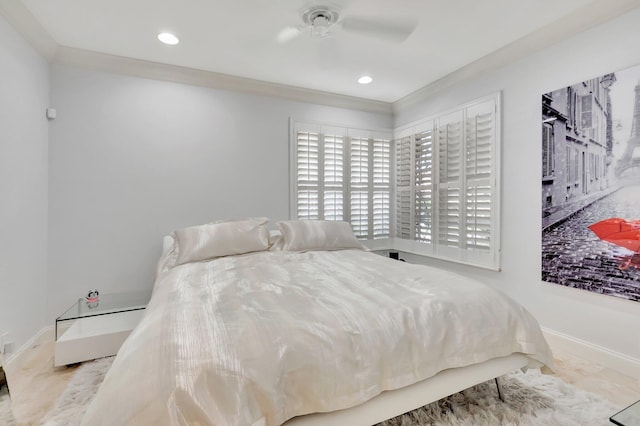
[174,219,270,265]
[277,220,364,252]
[161,234,176,256]
[155,233,179,277]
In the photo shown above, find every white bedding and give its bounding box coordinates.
[82,250,553,426]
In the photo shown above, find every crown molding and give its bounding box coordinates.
[0,1,57,60]
[52,46,392,115]
[392,0,640,114]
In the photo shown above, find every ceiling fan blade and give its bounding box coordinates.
[340,16,417,43]
[277,26,302,44]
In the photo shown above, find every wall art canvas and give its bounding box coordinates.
[541,63,640,302]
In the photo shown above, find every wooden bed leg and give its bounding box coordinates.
[494,377,504,402]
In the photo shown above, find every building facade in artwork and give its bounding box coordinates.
[541,73,616,219]
[615,79,640,177]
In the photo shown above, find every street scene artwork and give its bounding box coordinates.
[542,63,640,302]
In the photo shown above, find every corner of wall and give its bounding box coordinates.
[543,327,640,380]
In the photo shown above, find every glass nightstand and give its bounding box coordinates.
[611,400,640,426]
[54,291,151,366]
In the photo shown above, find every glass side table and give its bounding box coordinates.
[611,400,640,426]
[54,291,151,366]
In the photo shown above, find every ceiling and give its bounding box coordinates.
[7,0,638,102]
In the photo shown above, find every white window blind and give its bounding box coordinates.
[350,137,369,238]
[323,134,344,221]
[372,139,391,238]
[438,111,463,249]
[464,103,495,253]
[291,93,500,269]
[296,130,320,219]
[414,130,434,243]
[292,123,392,241]
[393,94,501,270]
[396,136,413,240]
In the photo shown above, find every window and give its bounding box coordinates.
[574,148,579,184]
[542,123,554,180]
[580,94,593,130]
[393,94,500,270]
[291,93,500,270]
[292,123,391,240]
[566,146,571,186]
[567,88,577,129]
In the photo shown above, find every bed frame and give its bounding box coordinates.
[284,353,530,425]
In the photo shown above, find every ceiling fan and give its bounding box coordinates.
[276,4,417,45]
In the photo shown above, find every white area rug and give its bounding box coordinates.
[42,357,114,426]
[21,357,617,426]
[378,369,617,426]
[0,385,16,426]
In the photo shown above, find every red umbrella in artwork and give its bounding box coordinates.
[588,218,640,269]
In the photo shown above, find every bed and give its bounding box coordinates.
[81,218,554,426]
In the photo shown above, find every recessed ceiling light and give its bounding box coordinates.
[358,75,373,85]
[158,32,179,45]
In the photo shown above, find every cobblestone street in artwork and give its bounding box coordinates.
[542,183,640,301]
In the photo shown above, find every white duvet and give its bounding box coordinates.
[82,250,553,426]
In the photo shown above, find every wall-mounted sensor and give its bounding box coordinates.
[46,108,57,120]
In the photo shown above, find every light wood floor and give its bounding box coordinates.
[3,337,640,425]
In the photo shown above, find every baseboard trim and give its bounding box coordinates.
[542,327,640,380]
[5,326,53,372]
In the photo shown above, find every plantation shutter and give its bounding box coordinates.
[395,136,412,240]
[296,130,320,219]
[293,122,391,242]
[437,111,463,250]
[415,129,434,243]
[294,125,344,221]
[323,134,344,221]
[464,102,495,252]
[372,139,391,238]
[350,137,369,238]
[392,93,500,270]
[293,93,499,269]
[349,135,392,239]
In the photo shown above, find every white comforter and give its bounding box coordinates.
[82,250,553,426]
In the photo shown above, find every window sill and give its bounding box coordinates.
[362,238,500,272]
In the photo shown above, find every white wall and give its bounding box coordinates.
[394,8,640,361]
[0,15,49,351]
[47,65,392,319]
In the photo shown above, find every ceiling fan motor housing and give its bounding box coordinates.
[302,7,339,38]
